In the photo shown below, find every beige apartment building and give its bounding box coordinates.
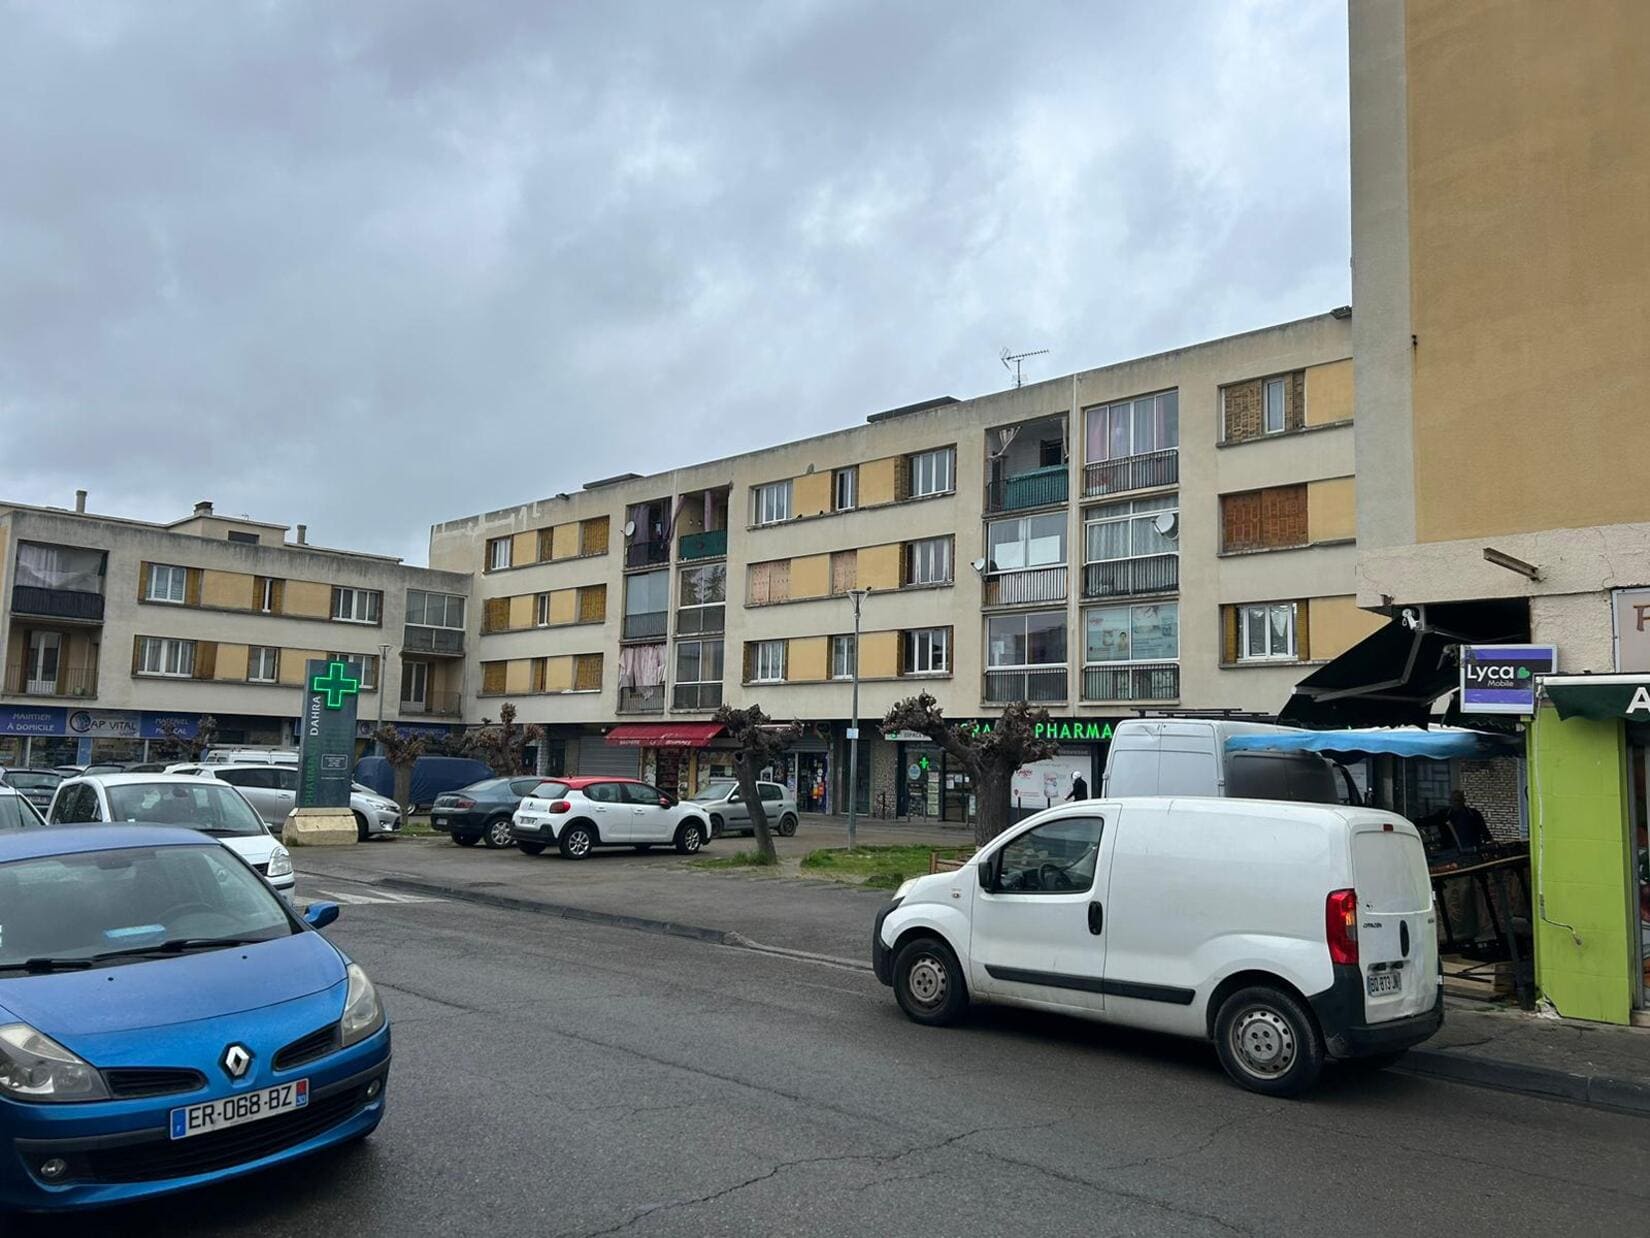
[0,498,470,767]
[430,309,1374,819]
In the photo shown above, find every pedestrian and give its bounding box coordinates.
[1445,789,1489,852]
[1066,770,1089,801]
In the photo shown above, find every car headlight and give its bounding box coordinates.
[893,878,917,902]
[266,845,293,879]
[339,963,385,1047]
[0,1024,110,1103]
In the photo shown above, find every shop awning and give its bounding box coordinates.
[1225,726,1523,760]
[603,723,724,748]
[1541,675,1650,722]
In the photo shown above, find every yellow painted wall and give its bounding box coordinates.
[858,457,898,507]
[283,580,332,619]
[278,648,327,686]
[542,655,573,692]
[787,636,828,682]
[858,543,902,590]
[1307,596,1388,661]
[858,631,900,679]
[793,471,832,519]
[214,643,250,681]
[198,569,254,609]
[551,522,578,560]
[1304,359,1354,426]
[511,531,538,567]
[504,659,534,694]
[1407,0,1650,541]
[548,589,577,625]
[789,554,831,599]
[0,527,7,596]
[507,594,535,631]
[1307,477,1357,542]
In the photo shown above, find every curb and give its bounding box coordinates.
[1396,1049,1650,1117]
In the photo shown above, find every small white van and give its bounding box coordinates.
[1101,719,1357,804]
[873,797,1441,1095]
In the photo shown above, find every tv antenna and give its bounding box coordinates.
[1000,347,1049,388]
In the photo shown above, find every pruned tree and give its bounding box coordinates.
[462,703,542,777]
[712,703,801,865]
[371,724,429,818]
[882,693,1058,845]
[153,715,219,764]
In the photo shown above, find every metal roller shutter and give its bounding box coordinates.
[576,735,640,779]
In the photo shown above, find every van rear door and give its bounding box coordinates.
[1349,819,1438,1023]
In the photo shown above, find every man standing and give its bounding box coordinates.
[1445,789,1489,851]
[1066,770,1089,802]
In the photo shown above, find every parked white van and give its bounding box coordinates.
[872,797,1441,1095]
[1101,719,1357,804]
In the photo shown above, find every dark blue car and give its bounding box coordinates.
[0,826,391,1213]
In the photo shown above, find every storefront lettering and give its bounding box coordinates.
[965,720,1116,742]
[1628,685,1650,715]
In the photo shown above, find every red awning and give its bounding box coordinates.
[604,723,724,749]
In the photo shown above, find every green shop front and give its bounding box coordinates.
[889,717,1122,824]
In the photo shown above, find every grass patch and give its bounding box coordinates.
[690,850,780,870]
[400,815,436,837]
[799,844,971,887]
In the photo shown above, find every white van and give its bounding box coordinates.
[872,797,1441,1095]
[1101,719,1356,804]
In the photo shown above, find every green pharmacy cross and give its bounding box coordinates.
[311,660,362,710]
[918,755,931,771]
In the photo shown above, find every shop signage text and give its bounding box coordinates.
[886,718,1119,744]
[1460,644,1557,715]
[1613,588,1650,672]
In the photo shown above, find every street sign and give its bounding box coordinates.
[1460,644,1557,715]
[297,658,362,808]
[844,727,860,740]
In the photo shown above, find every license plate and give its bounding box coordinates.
[1367,970,1401,997]
[170,1079,309,1140]
[433,817,449,827]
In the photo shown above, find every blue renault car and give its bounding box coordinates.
[0,825,390,1212]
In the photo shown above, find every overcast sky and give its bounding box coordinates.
[0,0,1349,564]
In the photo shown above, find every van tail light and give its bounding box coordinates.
[548,800,571,814]
[1326,888,1359,966]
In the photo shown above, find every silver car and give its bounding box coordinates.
[692,778,798,839]
[168,763,403,841]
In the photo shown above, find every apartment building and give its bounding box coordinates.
[0,497,470,767]
[429,309,1371,819]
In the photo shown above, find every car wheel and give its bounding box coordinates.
[453,833,479,847]
[516,841,547,856]
[776,814,798,837]
[559,823,595,860]
[892,937,968,1026]
[483,816,513,849]
[709,814,724,839]
[1213,985,1326,1098]
[353,811,369,843]
[674,820,705,855]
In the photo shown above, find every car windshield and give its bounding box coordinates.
[5,772,60,790]
[0,845,295,969]
[0,795,46,831]
[699,779,738,800]
[105,782,269,836]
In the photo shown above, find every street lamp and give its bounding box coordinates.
[846,588,870,850]
[377,642,391,747]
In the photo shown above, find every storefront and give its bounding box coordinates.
[0,706,294,767]
[601,723,725,801]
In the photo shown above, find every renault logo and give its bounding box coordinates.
[221,1044,253,1080]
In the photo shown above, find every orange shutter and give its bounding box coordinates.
[1221,606,1239,664]
[185,569,202,607]
[483,597,510,633]
[192,641,217,680]
[579,585,606,623]
[131,635,144,674]
[581,517,609,556]
[481,661,506,695]
[137,562,152,601]
[1295,600,1311,661]
[574,654,602,692]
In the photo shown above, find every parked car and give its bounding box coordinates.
[355,755,496,812]
[46,774,295,896]
[430,777,556,849]
[0,786,47,831]
[511,777,712,859]
[691,778,798,838]
[0,824,388,1213]
[202,748,300,765]
[873,797,1442,1097]
[0,768,62,813]
[166,764,403,841]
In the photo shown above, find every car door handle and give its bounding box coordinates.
[1087,901,1104,935]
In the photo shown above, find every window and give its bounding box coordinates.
[624,571,669,640]
[1221,484,1307,552]
[535,593,551,627]
[1038,438,1063,468]
[487,537,512,571]
[909,447,955,498]
[905,537,952,586]
[747,559,791,606]
[753,481,792,526]
[1084,495,1177,562]
[147,564,188,604]
[584,782,623,804]
[138,637,195,678]
[987,514,1066,572]
[987,817,1104,894]
[1085,603,1179,664]
[1264,377,1287,434]
[831,635,856,680]
[331,587,382,624]
[750,640,786,683]
[987,612,1067,669]
[678,564,726,635]
[481,661,506,694]
[227,530,259,545]
[829,550,857,596]
[579,584,607,623]
[904,628,950,675]
[407,590,465,629]
[1239,603,1298,662]
[573,653,603,691]
[1084,390,1179,462]
[256,577,279,614]
[247,646,279,683]
[833,467,857,512]
[674,639,724,710]
[327,652,378,689]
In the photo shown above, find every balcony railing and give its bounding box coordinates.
[675,605,725,636]
[679,529,728,561]
[402,624,464,655]
[1082,554,1179,599]
[982,666,1068,704]
[3,662,98,698]
[986,466,1069,513]
[1083,448,1178,498]
[621,611,668,641]
[401,691,461,717]
[1082,663,1180,702]
[11,586,104,623]
[618,684,667,714]
[625,540,670,569]
[982,566,1068,607]
[673,682,723,711]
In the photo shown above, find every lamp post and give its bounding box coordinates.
[846,588,869,850]
[376,642,391,749]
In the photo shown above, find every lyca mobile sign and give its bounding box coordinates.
[1460,644,1557,715]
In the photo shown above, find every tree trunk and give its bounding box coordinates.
[973,765,1013,847]
[392,763,415,818]
[733,753,777,864]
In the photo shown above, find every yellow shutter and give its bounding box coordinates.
[551,522,579,560]
[192,641,217,680]
[548,588,578,625]
[537,528,555,561]
[790,554,830,599]
[574,653,602,691]
[857,543,902,590]
[507,594,535,631]
[793,471,832,519]
[215,643,250,682]
[185,569,203,607]
[481,661,507,695]
[1295,600,1311,662]
[511,530,537,567]
[858,457,898,507]
[483,597,510,633]
[787,636,828,682]
[580,517,609,556]
[859,630,900,679]
[136,562,152,602]
[578,584,606,623]
[1222,606,1239,664]
[543,655,574,692]
[131,635,143,674]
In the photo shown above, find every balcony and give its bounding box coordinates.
[673,682,723,711]
[3,662,98,698]
[403,624,464,656]
[986,466,1069,513]
[679,529,727,562]
[1082,554,1179,599]
[11,586,104,624]
[1083,448,1178,498]
[1082,663,1180,703]
[675,605,725,637]
[401,691,462,718]
[982,666,1068,704]
[625,540,670,570]
[982,566,1068,608]
[622,611,668,641]
[618,684,666,714]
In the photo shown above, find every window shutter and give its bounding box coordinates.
[580,585,606,623]
[743,643,756,683]
[748,562,769,606]
[831,550,856,596]
[895,458,912,502]
[137,562,152,601]
[251,576,264,609]
[581,517,609,556]
[1287,371,1306,431]
[482,662,506,695]
[770,560,790,603]
[575,653,602,692]
[483,597,509,633]
[531,658,547,693]
[185,569,203,607]
[131,635,144,674]
[193,641,217,680]
[1221,606,1239,664]
[1295,600,1311,661]
[272,579,285,614]
[537,528,554,562]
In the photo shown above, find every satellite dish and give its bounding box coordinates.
[622,520,636,539]
[970,557,987,574]
[1153,511,1179,539]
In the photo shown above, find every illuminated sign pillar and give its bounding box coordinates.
[284,658,364,845]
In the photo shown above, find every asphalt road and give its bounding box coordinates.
[29,878,1650,1238]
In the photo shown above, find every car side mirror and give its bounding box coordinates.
[977,860,996,893]
[304,901,340,930]
[659,795,673,808]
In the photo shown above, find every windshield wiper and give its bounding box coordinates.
[0,957,96,974]
[87,936,268,962]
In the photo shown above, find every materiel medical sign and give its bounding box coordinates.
[1459,644,1557,715]
[297,658,362,808]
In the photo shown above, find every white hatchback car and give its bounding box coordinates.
[511,777,712,859]
[46,773,295,895]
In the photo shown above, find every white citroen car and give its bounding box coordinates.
[511,777,711,859]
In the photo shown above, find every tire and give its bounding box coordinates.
[516,841,547,856]
[709,814,724,839]
[674,820,706,855]
[353,812,370,843]
[776,814,798,838]
[482,816,514,849]
[1213,985,1326,1097]
[453,833,480,847]
[559,823,595,860]
[892,937,968,1026]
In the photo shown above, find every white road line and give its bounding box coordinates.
[311,887,444,905]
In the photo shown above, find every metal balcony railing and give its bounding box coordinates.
[625,541,670,569]
[982,566,1068,607]
[675,605,725,636]
[1083,448,1178,498]
[982,666,1068,704]
[621,611,668,641]
[402,624,464,655]
[3,662,98,698]
[12,586,104,623]
[986,466,1069,513]
[1082,663,1180,702]
[672,682,723,711]
[679,529,728,561]
[1082,554,1179,599]
[618,684,666,714]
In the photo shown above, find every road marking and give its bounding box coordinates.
[310,886,445,905]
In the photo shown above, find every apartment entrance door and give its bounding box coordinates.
[25,631,61,696]
[401,661,429,713]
